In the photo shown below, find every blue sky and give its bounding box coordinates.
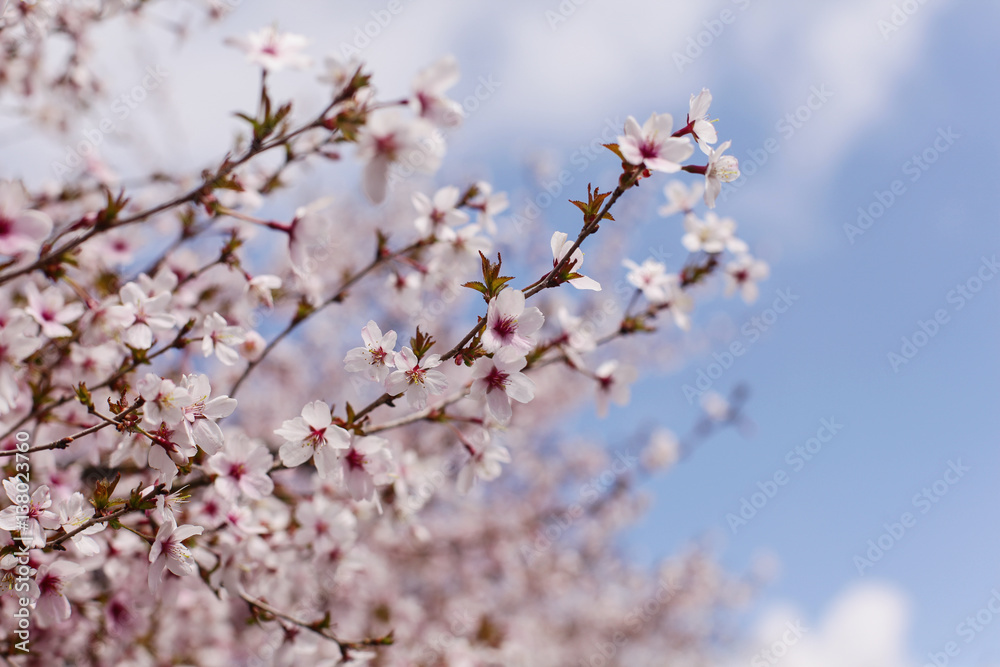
[4,0,998,664]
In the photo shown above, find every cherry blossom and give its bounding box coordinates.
[293,495,357,551]
[700,140,741,208]
[413,185,469,236]
[275,400,351,477]
[208,436,275,501]
[618,113,694,173]
[681,212,748,254]
[655,274,695,331]
[701,391,731,421]
[624,258,672,303]
[457,436,511,495]
[339,435,394,503]
[57,492,105,556]
[0,314,43,415]
[138,373,192,427]
[227,26,312,71]
[0,181,52,256]
[246,274,282,308]
[658,180,705,218]
[469,355,535,424]
[385,347,449,409]
[34,560,85,628]
[201,311,247,366]
[687,88,718,145]
[642,428,681,471]
[551,231,602,291]
[556,306,596,355]
[725,254,771,304]
[594,360,638,418]
[0,481,59,547]
[148,518,204,594]
[23,283,85,339]
[344,320,397,382]
[481,289,545,358]
[468,180,509,234]
[356,112,444,204]
[411,55,464,128]
[178,373,238,454]
[116,281,177,349]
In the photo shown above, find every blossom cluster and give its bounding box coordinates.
[0,14,765,665]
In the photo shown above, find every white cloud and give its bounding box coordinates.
[729,582,914,667]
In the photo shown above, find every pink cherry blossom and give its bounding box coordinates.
[385,347,448,409]
[23,283,85,339]
[0,181,52,256]
[275,400,351,477]
[725,254,770,304]
[413,185,469,236]
[0,481,59,547]
[339,435,394,503]
[687,88,718,145]
[469,354,535,424]
[344,320,397,382]
[208,436,275,501]
[227,27,312,71]
[618,113,694,173]
[201,311,246,366]
[551,231,601,291]
[594,360,638,418]
[411,55,464,128]
[34,560,85,627]
[356,112,444,204]
[148,518,204,593]
[701,140,741,208]
[481,289,545,357]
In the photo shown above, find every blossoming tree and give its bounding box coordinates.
[0,2,768,664]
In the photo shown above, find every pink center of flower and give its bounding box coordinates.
[0,216,11,236]
[369,346,387,366]
[375,134,398,159]
[307,427,327,448]
[345,448,367,470]
[483,366,509,393]
[163,537,189,562]
[733,269,749,283]
[490,316,517,343]
[228,462,246,480]
[37,571,62,597]
[638,138,660,160]
[405,366,426,386]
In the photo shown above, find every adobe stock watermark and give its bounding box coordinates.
[853,459,969,575]
[725,418,843,534]
[544,0,588,31]
[878,0,933,41]
[520,449,638,562]
[580,576,681,667]
[887,254,997,372]
[923,587,1000,667]
[844,126,959,245]
[682,288,800,404]
[337,0,408,60]
[673,0,753,73]
[507,116,624,235]
[716,84,833,205]
[51,65,169,177]
[750,620,808,667]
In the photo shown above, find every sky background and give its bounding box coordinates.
[3,0,998,665]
